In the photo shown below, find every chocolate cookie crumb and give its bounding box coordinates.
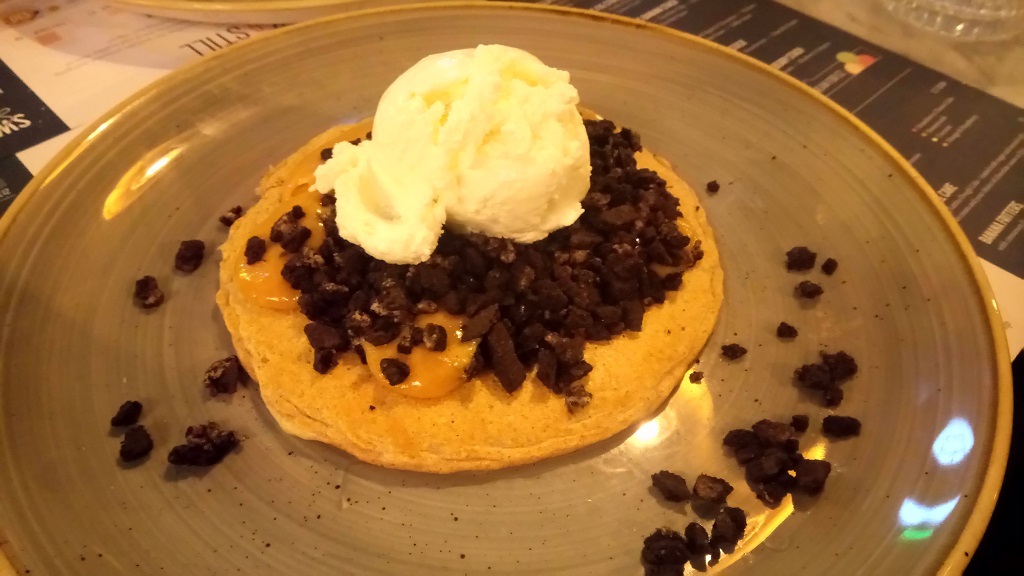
[721,343,747,360]
[269,206,307,249]
[423,323,447,352]
[313,349,338,374]
[711,507,747,547]
[693,474,733,504]
[790,415,810,433]
[245,237,267,265]
[133,276,164,309]
[487,321,526,393]
[795,280,824,299]
[822,386,844,407]
[752,419,794,446]
[821,257,838,275]
[380,358,410,386]
[119,425,153,462]
[689,371,704,383]
[794,459,832,494]
[821,350,858,382]
[461,304,500,342]
[304,322,348,351]
[110,400,143,427]
[174,240,205,273]
[706,180,720,193]
[167,422,239,466]
[320,147,333,161]
[641,528,689,574]
[822,415,862,438]
[776,322,798,339]
[203,356,249,396]
[219,205,244,227]
[651,470,691,502]
[794,362,832,390]
[785,246,817,271]
[684,522,711,556]
[565,375,594,412]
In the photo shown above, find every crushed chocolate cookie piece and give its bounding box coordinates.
[661,271,683,291]
[689,371,704,384]
[565,382,592,413]
[304,322,348,351]
[821,257,838,275]
[380,358,410,386]
[320,147,333,161]
[396,329,418,355]
[641,528,689,574]
[790,414,810,433]
[745,451,791,483]
[755,479,790,506]
[684,522,711,556]
[821,350,858,382]
[546,333,586,367]
[795,280,824,299]
[711,507,747,547]
[776,322,798,339]
[487,321,526,393]
[133,276,164,309]
[785,246,817,271]
[423,323,447,352]
[245,236,267,265]
[723,429,759,451]
[752,419,794,447]
[119,425,154,462]
[693,474,733,504]
[279,226,312,253]
[651,470,691,502]
[794,351,857,406]
[822,386,844,407]
[721,343,747,360]
[110,400,143,427]
[822,415,862,438]
[415,300,439,314]
[269,206,304,243]
[364,317,402,346]
[535,348,558,390]
[795,362,832,390]
[794,459,832,494]
[219,205,244,227]
[203,355,249,396]
[354,343,367,365]
[621,300,645,331]
[320,193,337,207]
[461,304,500,342]
[174,240,205,273]
[313,349,338,374]
[706,180,720,193]
[167,422,239,466]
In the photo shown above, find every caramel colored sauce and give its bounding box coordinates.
[237,120,372,310]
[236,186,326,309]
[362,313,479,399]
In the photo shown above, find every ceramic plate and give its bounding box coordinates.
[0,4,1011,575]
[112,0,433,24]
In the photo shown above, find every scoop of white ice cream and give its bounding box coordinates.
[313,44,591,265]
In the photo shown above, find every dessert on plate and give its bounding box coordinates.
[217,45,723,472]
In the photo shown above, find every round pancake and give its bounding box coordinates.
[217,121,723,473]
